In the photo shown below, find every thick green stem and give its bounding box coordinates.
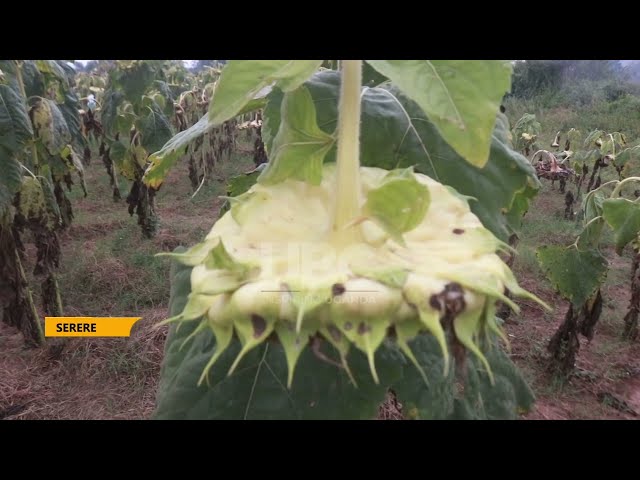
[333,60,363,240]
[14,247,45,345]
[53,274,63,316]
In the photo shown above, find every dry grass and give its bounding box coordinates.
[0,313,168,420]
[377,390,404,420]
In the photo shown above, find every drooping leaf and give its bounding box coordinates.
[366,60,513,167]
[571,148,600,167]
[0,149,22,216]
[576,217,605,251]
[114,61,158,105]
[537,245,608,307]
[258,86,334,185]
[29,98,70,155]
[115,112,136,138]
[16,175,59,231]
[584,191,605,223]
[505,180,538,235]
[18,61,45,98]
[602,198,640,255]
[0,84,33,153]
[143,115,209,189]
[137,100,174,154]
[58,91,86,152]
[153,80,177,115]
[584,129,604,149]
[565,128,582,150]
[617,145,640,178]
[100,89,124,136]
[60,144,87,196]
[38,165,62,223]
[108,138,128,165]
[143,79,275,190]
[209,60,322,125]
[34,60,69,88]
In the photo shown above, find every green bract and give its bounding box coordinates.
[161,163,545,388]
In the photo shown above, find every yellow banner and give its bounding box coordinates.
[45,317,142,337]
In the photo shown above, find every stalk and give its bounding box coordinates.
[332,60,363,244]
[14,247,45,345]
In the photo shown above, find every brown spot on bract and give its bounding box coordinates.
[431,283,466,319]
[328,325,342,342]
[429,295,441,311]
[453,228,464,235]
[358,322,370,335]
[344,322,353,331]
[251,314,266,338]
[332,283,346,296]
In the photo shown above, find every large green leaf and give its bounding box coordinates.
[137,100,174,154]
[258,86,334,185]
[537,245,608,307]
[0,84,32,153]
[366,60,512,167]
[208,60,323,125]
[602,198,640,255]
[262,71,539,242]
